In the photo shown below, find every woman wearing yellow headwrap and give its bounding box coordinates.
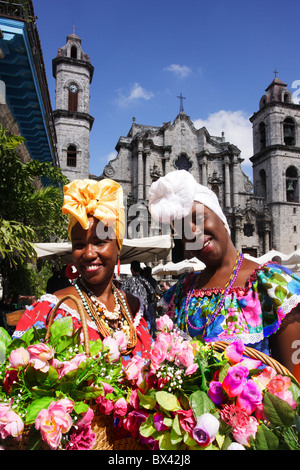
[14,179,152,364]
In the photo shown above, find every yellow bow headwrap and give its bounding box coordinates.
[62,179,125,248]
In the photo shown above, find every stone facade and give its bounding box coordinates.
[52,33,94,181]
[250,78,300,253]
[101,112,271,259]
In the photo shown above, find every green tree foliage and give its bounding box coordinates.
[0,125,69,300]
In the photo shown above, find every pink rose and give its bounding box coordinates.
[236,379,263,414]
[65,407,95,450]
[35,399,74,450]
[95,395,114,415]
[121,410,148,438]
[102,336,120,362]
[76,407,94,429]
[156,314,174,332]
[256,366,277,389]
[112,330,128,352]
[267,375,297,409]
[8,347,30,369]
[124,356,145,384]
[192,413,219,447]
[66,425,96,450]
[222,364,249,397]
[52,354,87,379]
[129,389,140,409]
[0,407,24,439]
[232,416,259,446]
[114,398,128,418]
[175,345,194,368]
[175,409,196,435]
[225,340,245,364]
[102,382,115,395]
[185,363,199,376]
[220,404,259,446]
[27,343,55,373]
[150,344,167,370]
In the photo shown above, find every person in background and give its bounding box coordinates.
[46,264,71,294]
[121,260,156,336]
[149,170,300,374]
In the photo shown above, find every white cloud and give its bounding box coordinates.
[106,151,117,161]
[193,110,253,169]
[116,82,154,107]
[164,64,192,78]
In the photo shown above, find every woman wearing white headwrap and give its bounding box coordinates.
[149,170,300,374]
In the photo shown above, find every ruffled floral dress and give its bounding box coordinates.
[13,294,153,365]
[163,263,300,355]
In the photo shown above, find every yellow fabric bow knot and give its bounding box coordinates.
[62,179,125,248]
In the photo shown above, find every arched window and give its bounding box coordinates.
[258,169,267,199]
[67,145,77,167]
[71,45,77,59]
[286,166,298,202]
[68,83,78,112]
[283,117,295,146]
[174,153,192,171]
[259,122,266,150]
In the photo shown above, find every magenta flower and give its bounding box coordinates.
[236,379,263,414]
[222,364,249,397]
[225,340,245,364]
[208,381,225,405]
[153,412,169,432]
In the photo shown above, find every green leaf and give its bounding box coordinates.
[183,431,197,447]
[159,431,179,450]
[172,414,183,436]
[26,396,54,424]
[74,402,89,415]
[0,326,12,347]
[139,415,156,438]
[89,339,103,357]
[0,341,6,364]
[255,423,279,450]
[49,316,73,344]
[156,391,181,411]
[189,390,215,417]
[170,427,183,445]
[263,391,295,427]
[138,390,157,410]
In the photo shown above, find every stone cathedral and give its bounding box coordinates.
[100,78,300,258]
[51,33,299,258]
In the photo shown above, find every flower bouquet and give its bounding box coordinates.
[119,315,300,450]
[0,315,129,450]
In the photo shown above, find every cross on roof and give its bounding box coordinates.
[71,24,78,35]
[273,69,279,78]
[177,92,186,113]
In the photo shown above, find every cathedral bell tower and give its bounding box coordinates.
[250,75,300,252]
[52,31,94,181]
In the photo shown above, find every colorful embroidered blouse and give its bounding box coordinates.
[13,294,153,365]
[163,263,300,355]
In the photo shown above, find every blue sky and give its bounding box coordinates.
[33,0,300,180]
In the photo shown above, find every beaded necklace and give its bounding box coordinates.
[184,251,244,335]
[73,278,137,354]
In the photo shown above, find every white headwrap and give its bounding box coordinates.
[148,170,230,234]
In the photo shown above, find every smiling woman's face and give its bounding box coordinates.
[71,216,119,287]
[181,202,230,266]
